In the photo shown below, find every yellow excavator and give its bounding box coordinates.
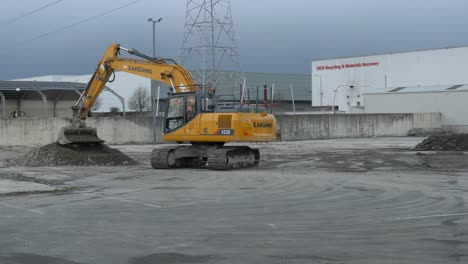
[57,44,276,170]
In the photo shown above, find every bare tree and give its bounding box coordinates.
[128,86,150,112]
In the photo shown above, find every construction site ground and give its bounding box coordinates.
[1,137,467,264]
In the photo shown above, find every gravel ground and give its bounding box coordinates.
[0,137,467,264]
[9,143,136,167]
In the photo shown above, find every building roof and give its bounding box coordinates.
[0,80,111,100]
[312,45,468,62]
[364,84,468,95]
[0,80,88,90]
[6,71,312,104]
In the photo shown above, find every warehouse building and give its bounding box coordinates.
[0,81,124,118]
[17,72,312,114]
[364,85,468,133]
[311,46,468,112]
[210,71,312,112]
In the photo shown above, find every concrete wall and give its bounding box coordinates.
[0,113,441,146]
[86,117,161,144]
[276,113,441,141]
[0,117,162,146]
[0,118,67,146]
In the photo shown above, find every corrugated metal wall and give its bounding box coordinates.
[364,91,468,131]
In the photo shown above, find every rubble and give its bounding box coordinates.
[412,134,468,151]
[9,143,136,167]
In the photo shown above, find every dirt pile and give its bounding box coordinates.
[413,134,468,151]
[10,143,137,167]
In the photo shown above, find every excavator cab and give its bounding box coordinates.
[163,91,216,133]
[165,92,198,132]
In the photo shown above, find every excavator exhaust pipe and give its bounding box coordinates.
[57,127,104,145]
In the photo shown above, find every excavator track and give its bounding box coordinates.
[151,145,207,169]
[151,145,260,170]
[151,146,179,169]
[207,146,260,170]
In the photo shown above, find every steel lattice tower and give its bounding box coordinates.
[179,0,243,93]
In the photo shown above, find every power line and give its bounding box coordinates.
[9,0,145,48]
[0,0,65,26]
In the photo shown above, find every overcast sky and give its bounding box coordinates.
[1,0,468,79]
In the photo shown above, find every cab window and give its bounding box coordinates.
[186,94,196,120]
[166,97,184,130]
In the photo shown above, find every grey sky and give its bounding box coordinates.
[1,0,468,79]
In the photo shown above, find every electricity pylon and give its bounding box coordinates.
[179,0,243,94]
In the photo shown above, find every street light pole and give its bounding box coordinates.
[332,85,352,114]
[147,17,163,57]
[332,85,371,114]
[147,17,163,143]
[152,22,155,57]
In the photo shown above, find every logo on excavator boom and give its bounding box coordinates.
[253,122,273,128]
[129,66,152,74]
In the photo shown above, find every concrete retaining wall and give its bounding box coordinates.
[0,113,441,146]
[276,113,441,141]
[0,117,163,146]
[0,118,67,146]
[86,117,162,144]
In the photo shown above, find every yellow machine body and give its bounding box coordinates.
[58,43,277,169]
[163,112,276,143]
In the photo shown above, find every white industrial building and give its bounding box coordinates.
[364,85,468,133]
[311,46,468,112]
[311,46,468,132]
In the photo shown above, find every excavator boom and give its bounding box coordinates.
[58,44,197,145]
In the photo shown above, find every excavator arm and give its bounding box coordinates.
[77,43,196,120]
[58,43,197,144]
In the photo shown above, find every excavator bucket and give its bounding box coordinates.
[57,126,104,145]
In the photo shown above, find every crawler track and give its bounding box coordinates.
[208,147,259,170]
[151,146,179,169]
[151,145,260,170]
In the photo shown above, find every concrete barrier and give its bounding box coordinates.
[0,118,66,146]
[0,113,441,146]
[87,117,162,144]
[0,117,163,146]
[276,113,441,141]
